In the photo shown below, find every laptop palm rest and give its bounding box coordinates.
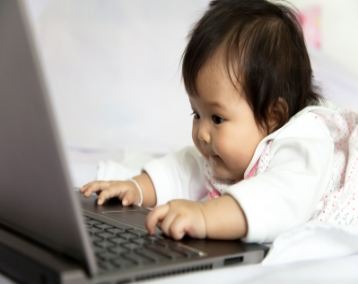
[79,193,149,229]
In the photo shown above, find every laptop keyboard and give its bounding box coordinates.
[84,216,201,272]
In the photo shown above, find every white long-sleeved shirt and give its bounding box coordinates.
[143,106,349,243]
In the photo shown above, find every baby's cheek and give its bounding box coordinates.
[224,154,247,180]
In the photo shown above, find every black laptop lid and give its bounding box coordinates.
[0,0,97,275]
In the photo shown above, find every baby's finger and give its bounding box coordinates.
[145,204,169,235]
[80,180,105,190]
[122,189,138,206]
[169,215,186,240]
[80,181,95,192]
[80,181,93,193]
[81,181,110,197]
[159,212,177,236]
[97,185,124,205]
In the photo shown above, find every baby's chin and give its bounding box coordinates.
[205,156,242,184]
[211,169,240,184]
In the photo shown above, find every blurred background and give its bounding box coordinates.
[24,0,358,183]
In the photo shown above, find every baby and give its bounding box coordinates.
[81,0,358,243]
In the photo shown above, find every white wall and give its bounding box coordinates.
[28,0,210,154]
[27,0,358,156]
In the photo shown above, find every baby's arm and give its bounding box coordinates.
[146,195,247,240]
[80,171,157,207]
[201,195,248,239]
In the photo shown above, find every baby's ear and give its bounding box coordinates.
[267,97,288,132]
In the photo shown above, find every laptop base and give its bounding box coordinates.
[0,226,87,284]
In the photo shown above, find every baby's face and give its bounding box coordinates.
[190,48,266,183]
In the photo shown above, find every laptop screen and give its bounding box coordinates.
[0,0,96,275]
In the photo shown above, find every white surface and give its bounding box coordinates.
[28,0,205,153]
[262,223,358,265]
[140,254,358,284]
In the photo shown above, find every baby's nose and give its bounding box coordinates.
[198,124,211,144]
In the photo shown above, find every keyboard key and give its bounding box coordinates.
[98,260,118,271]
[94,240,115,249]
[90,235,103,243]
[126,252,152,265]
[98,231,114,239]
[126,228,148,237]
[88,227,102,235]
[106,227,125,235]
[111,257,137,269]
[94,223,113,230]
[143,235,159,243]
[109,236,127,245]
[86,218,101,226]
[120,232,138,240]
[96,251,118,261]
[122,242,140,251]
[109,246,128,255]
[132,238,146,246]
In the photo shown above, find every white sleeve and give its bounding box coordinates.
[143,146,207,206]
[225,113,334,243]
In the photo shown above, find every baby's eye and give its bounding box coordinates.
[191,111,200,120]
[212,115,224,124]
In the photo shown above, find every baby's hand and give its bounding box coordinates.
[80,180,141,206]
[145,200,207,240]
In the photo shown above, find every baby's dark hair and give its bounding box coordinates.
[182,0,321,132]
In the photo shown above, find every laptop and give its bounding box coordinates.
[0,1,268,283]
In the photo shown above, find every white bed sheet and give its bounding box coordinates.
[140,254,358,284]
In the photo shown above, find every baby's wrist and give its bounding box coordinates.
[198,202,208,238]
[135,172,157,207]
[128,178,144,206]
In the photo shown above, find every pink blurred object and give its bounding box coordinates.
[298,5,322,50]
